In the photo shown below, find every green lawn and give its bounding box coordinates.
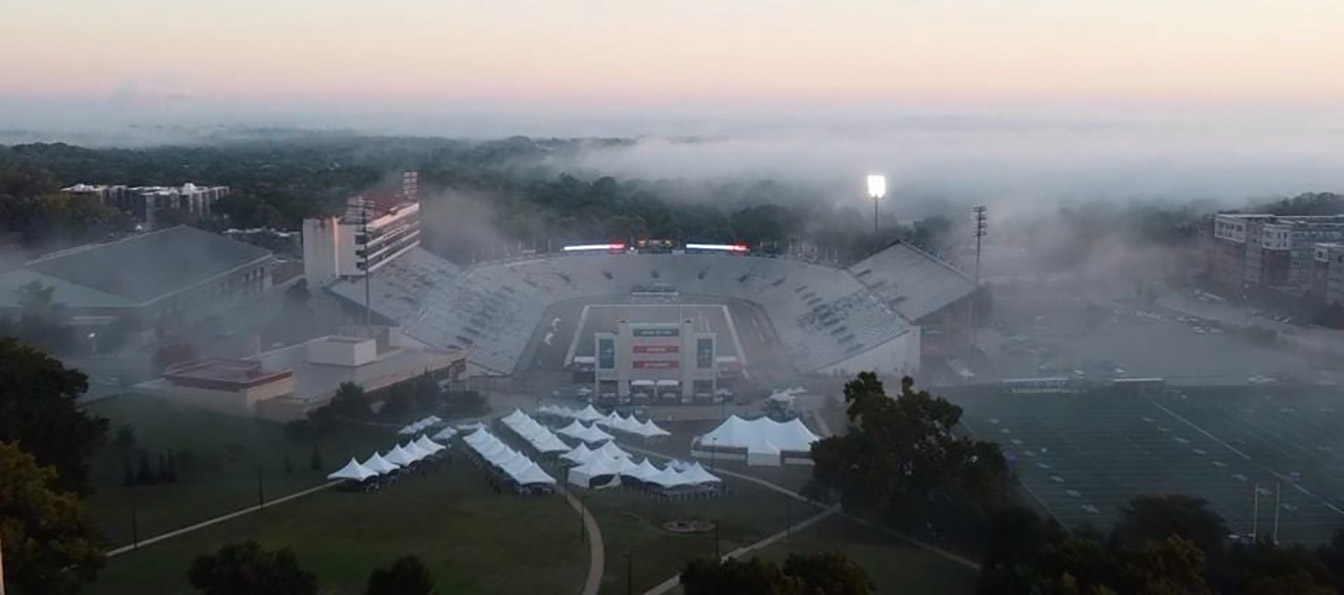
[88,459,587,594]
[84,394,395,547]
[584,478,819,594]
[755,516,980,594]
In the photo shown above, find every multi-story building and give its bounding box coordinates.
[594,319,718,401]
[62,182,229,229]
[60,183,128,206]
[302,173,421,286]
[1207,214,1344,295]
[1312,243,1344,306]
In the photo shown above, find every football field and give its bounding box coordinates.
[953,389,1344,544]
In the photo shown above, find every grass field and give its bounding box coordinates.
[952,389,1344,544]
[89,461,587,594]
[83,394,395,547]
[755,515,979,593]
[584,476,818,593]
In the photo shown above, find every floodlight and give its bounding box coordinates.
[866,175,887,200]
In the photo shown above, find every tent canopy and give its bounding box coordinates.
[328,458,378,481]
[362,452,399,474]
[698,415,819,453]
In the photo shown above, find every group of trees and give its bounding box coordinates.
[189,541,433,595]
[0,338,109,594]
[680,553,875,595]
[978,494,1344,594]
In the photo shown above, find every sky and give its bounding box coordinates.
[3,0,1342,117]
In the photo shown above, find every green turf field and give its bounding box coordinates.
[88,458,587,594]
[953,389,1344,544]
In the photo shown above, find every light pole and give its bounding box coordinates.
[866,175,886,237]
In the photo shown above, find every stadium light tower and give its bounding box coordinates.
[866,175,886,236]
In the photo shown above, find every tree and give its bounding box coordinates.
[1238,542,1334,595]
[381,385,413,419]
[0,441,105,594]
[113,423,137,451]
[0,338,108,495]
[9,280,73,352]
[1110,495,1228,559]
[781,552,875,594]
[1127,535,1210,594]
[188,541,317,595]
[809,374,1010,537]
[365,555,435,595]
[680,557,796,595]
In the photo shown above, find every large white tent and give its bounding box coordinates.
[695,415,821,466]
[432,426,459,441]
[401,441,432,461]
[644,466,692,489]
[328,458,379,481]
[463,428,555,486]
[501,409,570,454]
[414,435,445,454]
[625,459,662,482]
[384,445,419,466]
[679,462,722,484]
[593,441,631,461]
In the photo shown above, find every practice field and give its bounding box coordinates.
[952,389,1344,544]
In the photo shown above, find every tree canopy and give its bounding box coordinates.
[808,374,1011,537]
[188,541,317,595]
[0,441,105,595]
[680,553,874,595]
[365,555,435,595]
[0,337,108,495]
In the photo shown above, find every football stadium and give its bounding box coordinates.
[326,241,979,400]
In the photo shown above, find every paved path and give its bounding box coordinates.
[642,507,839,595]
[622,443,980,576]
[106,480,343,557]
[558,485,606,595]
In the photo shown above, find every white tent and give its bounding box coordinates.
[425,415,443,424]
[697,415,819,459]
[384,445,419,466]
[573,404,605,423]
[362,452,400,474]
[645,466,692,488]
[402,441,432,461]
[432,426,459,441]
[568,456,622,488]
[594,441,631,461]
[746,441,782,466]
[561,443,595,465]
[556,420,615,445]
[396,424,418,435]
[327,458,378,481]
[501,408,531,426]
[679,463,721,484]
[625,459,662,482]
[632,418,671,438]
[511,461,557,485]
[414,435,445,454]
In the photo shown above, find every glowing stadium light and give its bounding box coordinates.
[685,243,749,253]
[866,174,886,200]
[563,243,626,252]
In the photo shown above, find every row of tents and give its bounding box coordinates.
[500,409,571,454]
[537,403,606,424]
[396,415,444,436]
[461,428,557,487]
[593,411,671,439]
[327,435,449,482]
[568,453,721,490]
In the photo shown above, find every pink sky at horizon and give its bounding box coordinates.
[3,0,1342,110]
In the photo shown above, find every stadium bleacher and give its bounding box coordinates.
[327,243,971,375]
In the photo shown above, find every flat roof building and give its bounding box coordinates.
[303,173,421,287]
[0,225,272,335]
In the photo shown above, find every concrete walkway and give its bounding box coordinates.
[558,485,606,595]
[106,480,343,557]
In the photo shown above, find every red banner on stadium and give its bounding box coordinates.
[633,360,680,369]
[633,345,679,354]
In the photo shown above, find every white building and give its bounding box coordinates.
[62,182,228,229]
[303,190,422,286]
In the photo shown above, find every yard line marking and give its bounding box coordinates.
[1152,402,1251,461]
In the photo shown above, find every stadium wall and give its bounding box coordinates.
[817,327,920,378]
